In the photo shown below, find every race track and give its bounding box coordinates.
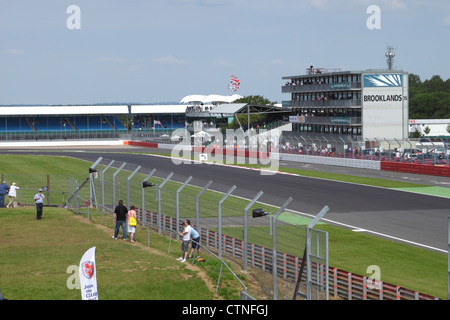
[3,146,450,253]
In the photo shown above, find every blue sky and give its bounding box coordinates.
[0,0,449,105]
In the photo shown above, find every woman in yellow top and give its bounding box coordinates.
[127,206,137,243]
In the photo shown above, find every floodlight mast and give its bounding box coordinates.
[386,46,395,70]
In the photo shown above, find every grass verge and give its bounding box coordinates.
[0,153,448,299]
[0,207,245,300]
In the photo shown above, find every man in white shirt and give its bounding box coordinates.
[34,189,45,220]
[6,182,19,208]
[177,220,191,263]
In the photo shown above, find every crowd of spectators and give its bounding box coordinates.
[186,106,213,113]
[132,114,185,130]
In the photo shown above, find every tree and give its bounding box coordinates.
[234,95,277,106]
[409,93,439,119]
[408,73,450,119]
[422,75,445,93]
[411,128,421,139]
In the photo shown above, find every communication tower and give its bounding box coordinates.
[385,46,396,70]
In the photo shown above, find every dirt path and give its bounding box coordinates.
[72,214,221,299]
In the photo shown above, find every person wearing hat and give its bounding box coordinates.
[6,182,19,208]
[34,189,45,220]
[0,181,9,208]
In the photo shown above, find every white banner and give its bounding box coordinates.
[79,247,99,300]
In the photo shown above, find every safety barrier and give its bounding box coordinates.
[138,209,440,300]
[125,140,450,177]
[124,140,159,148]
[192,146,270,159]
[381,161,450,177]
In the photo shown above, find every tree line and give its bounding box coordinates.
[409,74,450,119]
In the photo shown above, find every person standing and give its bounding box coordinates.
[188,221,201,259]
[112,200,128,240]
[6,182,19,208]
[127,205,137,243]
[0,181,9,208]
[34,189,45,220]
[177,220,191,263]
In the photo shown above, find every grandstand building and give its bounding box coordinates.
[282,67,409,141]
[0,94,240,141]
[0,104,189,141]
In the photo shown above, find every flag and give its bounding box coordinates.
[154,120,161,125]
[79,247,98,300]
[229,74,240,92]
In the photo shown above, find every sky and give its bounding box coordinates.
[0,0,449,105]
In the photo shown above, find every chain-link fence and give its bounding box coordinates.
[131,128,450,166]
[3,156,440,300]
[58,156,329,300]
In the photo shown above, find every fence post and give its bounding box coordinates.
[141,169,156,226]
[176,176,192,240]
[47,175,50,206]
[261,247,265,271]
[243,190,264,271]
[126,165,141,209]
[306,205,329,300]
[348,272,352,300]
[195,180,213,230]
[333,268,338,298]
[363,277,367,300]
[157,172,173,234]
[89,157,103,208]
[112,162,126,207]
[272,197,293,300]
[379,281,384,300]
[218,185,236,258]
[101,160,115,216]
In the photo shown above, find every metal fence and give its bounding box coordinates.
[2,157,441,300]
[60,156,440,300]
[280,133,450,165]
[130,128,450,166]
[59,156,325,300]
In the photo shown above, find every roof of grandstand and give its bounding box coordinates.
[0,104,189,116]
[180,94,242,104]
[131,105,187,114]
[209,103,290,117]
[0,105,129,116]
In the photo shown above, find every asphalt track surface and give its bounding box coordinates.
[2,145,450,253]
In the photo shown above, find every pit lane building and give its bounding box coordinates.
[282,66,409,141]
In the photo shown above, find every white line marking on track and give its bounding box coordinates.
[142,152,448,254]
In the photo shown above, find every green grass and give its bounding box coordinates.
[316,224,447,298]
[0,153,448,299]
[0,207,243,300]
[129,150,450,197]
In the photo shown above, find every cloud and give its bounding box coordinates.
[382,0,406,10]
[270,58,284,65]
[98,56,127,63]
[310,0,328,9]
[153,55,187,65]
[443,15,450,26]
[6,49,24,55]
[213,58,232,66]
